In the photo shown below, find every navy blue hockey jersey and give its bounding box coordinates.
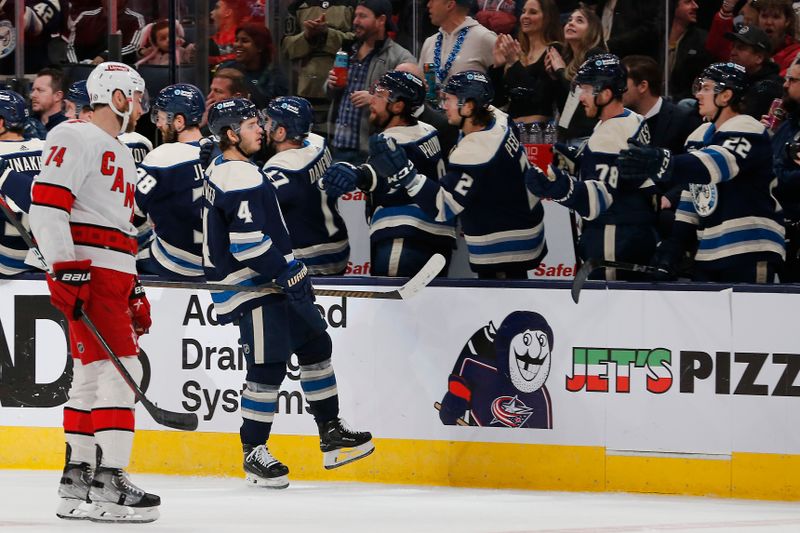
[135,141,205,279]
[263,133,349,275]
[119,131,154,165]
[407,108,546,273]
[0,138,43,276]
[369,121,457,249]
[203,156,295,323]
[673,114,784,268]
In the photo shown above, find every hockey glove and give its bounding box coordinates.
[552,142,580,175]
[129,277,152,335]
[618,140,673,184]
[46,260,91,320]
[649,240,682,282]
[318,162,361,197]
[276,260,315,303]
[198,137,218,171]
[366,134,419,190]
[525,164,573,201]
[439,374,471,425]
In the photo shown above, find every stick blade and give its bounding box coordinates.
[397,253,446,300]
[571,258,601,304]
[143,400,199,431]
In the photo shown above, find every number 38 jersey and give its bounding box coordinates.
[29,120,138,274]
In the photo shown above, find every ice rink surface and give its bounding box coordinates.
[1,470,800,533]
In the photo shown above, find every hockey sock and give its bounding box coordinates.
[92,357,141,468]
[63,359,99,464]
[240,362,286,445]
[299,358,340,427]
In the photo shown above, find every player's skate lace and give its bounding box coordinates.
[247,444,279,468]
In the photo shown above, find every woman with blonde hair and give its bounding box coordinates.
[544,4,606,141]
[490,0,563,124]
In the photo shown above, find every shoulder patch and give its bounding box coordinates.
[587,112,643,154]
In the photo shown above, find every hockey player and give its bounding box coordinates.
[203,98,374,489]
[524,54,659,280]
[322,70,546,279]
[135,83,205,280]
[618,62,785,283]
[0,90,44,276]
[28,62,159,522]
[262,96,349,275]
[322,69,455,276]
[64,80,93,121]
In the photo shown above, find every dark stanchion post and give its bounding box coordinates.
[14,0,24,80]
[195,0,209,97]
[107,0,122,62]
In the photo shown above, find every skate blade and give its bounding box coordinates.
[245,473,289,489]
[323,440,375,470]
[88,501,160,523]
[56,498,95,520]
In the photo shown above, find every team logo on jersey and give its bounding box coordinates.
[436,311,553,429]
[490,395,534,428]
[690,183,718,217]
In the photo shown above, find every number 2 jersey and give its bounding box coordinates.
[203,156,295,323]
[672,114,785,269]
[263,133,349,275]
[369,121,456,251]
[0,138,43,275]
[405,107,546,274]
[135,140,205,279]
[29,120,138,273]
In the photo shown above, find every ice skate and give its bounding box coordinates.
[320,418,374,469]
[56,461,95,520]
[88,467,160,523]
[243,444,289,489]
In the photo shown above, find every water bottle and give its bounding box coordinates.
[516,122,529,144]
[528,122,543,145]
[543,121,557,144]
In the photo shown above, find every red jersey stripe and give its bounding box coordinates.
[91,407,135,432]
[31,182,75,213]
[70,223,138,255]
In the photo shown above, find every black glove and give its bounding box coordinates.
[366,134,419,190]
[198,138,217,171]
[525,164,573,201]
[650,240,682,282]
[552,142,580,174]
[438,374,471,425]
[618,140,673,184]
[275,260,314,303]
[318,162,378,195]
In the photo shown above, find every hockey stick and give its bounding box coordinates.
[433,401,469,427]
[141,253,447,300]
[571,258,668,304]
[0,196,198,431]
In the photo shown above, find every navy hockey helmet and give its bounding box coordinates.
[66,80,91,110]
[573,53,627,97]
[208,97,262,137]
[442,70,494,109]
[374,70,426,109]
[151,83,205,126]
[0,90,29,130]
[266,96,313,141]
[693,62,748,100]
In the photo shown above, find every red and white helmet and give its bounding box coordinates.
[86,61,146,133]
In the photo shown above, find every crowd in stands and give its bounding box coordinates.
[1,0,800,283]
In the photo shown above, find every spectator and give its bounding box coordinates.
[595,0,662,60]
[135,19,196,67]
[770,59,800,281]
[544,4,606,142]
[326,0,414,163]
[0,0,68,73]
[489,0,563,124]
[219,24,289,108]
[758,0,800,75]
[707,0,758,62]
[622,55,701,240]
[726,25,784,118]
[210,0,246,66]
[418,0,497,91]
[63,0,146,65]
[283,0,357,135]
[668,0,713,102]
[30,68,68,132]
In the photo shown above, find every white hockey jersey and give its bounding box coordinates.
[29,120,138,274]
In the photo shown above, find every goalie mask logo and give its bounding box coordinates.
[436,311,554,429]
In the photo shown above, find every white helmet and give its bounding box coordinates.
[86,62,146,134]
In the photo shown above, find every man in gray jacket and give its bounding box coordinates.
[326,0,414,164]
